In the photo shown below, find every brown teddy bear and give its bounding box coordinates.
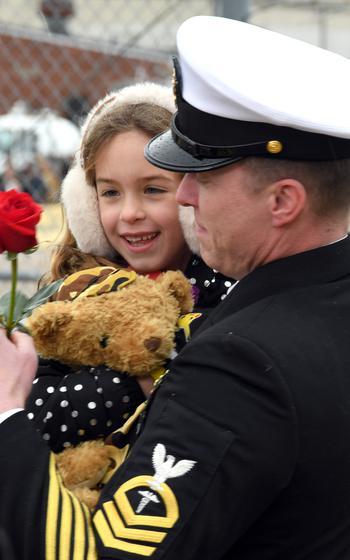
[27,268,194,509]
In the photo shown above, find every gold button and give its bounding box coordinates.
[266,140,283,154]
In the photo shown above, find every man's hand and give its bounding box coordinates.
[0,328,38,413]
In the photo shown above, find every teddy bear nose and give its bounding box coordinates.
[144,337,161,352]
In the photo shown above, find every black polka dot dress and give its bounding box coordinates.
[25,361,145,452]
[25,255,234,452]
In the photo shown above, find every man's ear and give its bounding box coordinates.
[268,179,307,227]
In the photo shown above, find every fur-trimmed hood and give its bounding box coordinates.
[61,82,201,259]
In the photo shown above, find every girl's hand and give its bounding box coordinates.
[137,376,154,398]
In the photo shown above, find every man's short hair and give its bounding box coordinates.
[243,157,350,218]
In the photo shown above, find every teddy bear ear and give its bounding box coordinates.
[27,301,73,342]
[158,271,194,314]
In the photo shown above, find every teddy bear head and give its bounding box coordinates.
[28,268,193,376]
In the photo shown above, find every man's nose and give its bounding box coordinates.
[176,174,198,207]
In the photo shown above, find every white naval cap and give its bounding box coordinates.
[145,15,350,172]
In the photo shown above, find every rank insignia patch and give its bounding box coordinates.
[94,443,196,556]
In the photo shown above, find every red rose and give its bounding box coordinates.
[0,190,43,254]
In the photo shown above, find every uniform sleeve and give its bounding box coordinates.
[92,331,298,560]
[26,359,145,452]
[0,411,98,560]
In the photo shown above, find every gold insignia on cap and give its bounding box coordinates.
[172,67,178,106]
[267,140,283,154]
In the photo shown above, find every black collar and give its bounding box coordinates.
[205,236,350,324]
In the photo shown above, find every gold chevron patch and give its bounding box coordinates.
[94,475,179,556]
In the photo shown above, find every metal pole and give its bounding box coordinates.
[214,0,251,22]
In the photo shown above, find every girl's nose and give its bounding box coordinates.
[119,197,146,223]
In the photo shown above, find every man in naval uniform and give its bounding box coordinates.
[1,15,350,560]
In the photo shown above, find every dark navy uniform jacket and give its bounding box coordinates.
[1,238,350,559]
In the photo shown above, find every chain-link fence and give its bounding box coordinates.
[0,0,218,117]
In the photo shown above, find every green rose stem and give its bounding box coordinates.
[6,254,18,336]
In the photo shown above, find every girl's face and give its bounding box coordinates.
[95,129,190,274]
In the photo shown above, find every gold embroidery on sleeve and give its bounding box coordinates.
[45,453,97,559]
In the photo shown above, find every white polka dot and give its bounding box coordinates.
[94,376,99,381]
[211,278,216,283]
[106,420,112,427]
[123,412,129,419]
[122,395,130,403]
[97,387,103,393]
[60,424,68,432]
[27,412,34,420]
[33,378,39,384]
[204,280,210,287]
[112,377,120,384]
[190,277,196,285]
[46,412,53,420]
[59,386,67,392]
[89,419,97,426]
[78,429,85,436]
[221,294,227,300]
[43,433,50,441]
[63,442,71,448]
[74,384,83,391]
[60,400,69,408]
[105,401,113,408]
[35,398,43,406]
[71,410,78,418]
[224,280,232,287]
[88,402,96,409]
[89,367,95,373]
[46,386,55,394]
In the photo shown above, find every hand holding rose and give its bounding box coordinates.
[0,328,38,413]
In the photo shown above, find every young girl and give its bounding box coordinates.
[25,82,234,452]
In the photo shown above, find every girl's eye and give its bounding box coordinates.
[101,188,120,198]
[145,186,166,195]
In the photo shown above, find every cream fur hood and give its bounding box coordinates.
[61,81,199,258]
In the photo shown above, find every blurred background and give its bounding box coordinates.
[1,0,350,295]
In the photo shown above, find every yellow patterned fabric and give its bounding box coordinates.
[55,266,137,302]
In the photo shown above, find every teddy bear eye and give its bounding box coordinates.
[99,335,109,348]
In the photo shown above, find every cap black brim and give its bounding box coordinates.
[145,130,242,173]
